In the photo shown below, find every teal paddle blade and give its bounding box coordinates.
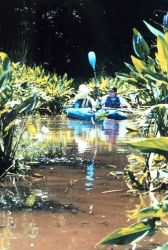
[88,51,96,69]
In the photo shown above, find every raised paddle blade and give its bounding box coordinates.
[88,51,96,69]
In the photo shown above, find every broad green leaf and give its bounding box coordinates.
[164,32,168,47]
[4,120,16,132]
[131,55,147,73]
[129,203,168,220]
[156,36,168,72]
[143,70,168,82]
[0,52,11,71]
[98,219,156,245]
[147,56,156,72]
[0,70,10,91]
[129,137,168,155]
[14,93,38,114]
[143,20,164,37]
[156,242,168,250]
[133,28,150,59]
[124,62,136,71]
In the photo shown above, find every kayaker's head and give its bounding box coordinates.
[108,87,117,97]
[78,84,91,94]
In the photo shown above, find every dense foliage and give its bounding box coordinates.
[1,1,168,78]
[99,13,168,249]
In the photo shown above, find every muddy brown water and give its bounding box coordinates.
[0,117,167,250]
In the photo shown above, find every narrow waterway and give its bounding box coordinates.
[0,117,167,250]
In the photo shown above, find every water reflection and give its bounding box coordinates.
[66,118,129,190]
[0,211,39,249]
[26,117,128,162]
[85,163,94,190]
[66,118,128,153]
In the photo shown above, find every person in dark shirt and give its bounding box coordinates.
[104,87,120,108]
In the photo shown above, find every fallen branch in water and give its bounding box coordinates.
[64,179,79,193]
[101,189,127,194]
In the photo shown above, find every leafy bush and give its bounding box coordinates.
[116,19,168,106]
[0,53,39,178]
[12,63,74,115]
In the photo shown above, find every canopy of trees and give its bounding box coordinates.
[0,0,167,78]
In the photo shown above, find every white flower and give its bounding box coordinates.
[41,126,49,135]
[9,100,20,108]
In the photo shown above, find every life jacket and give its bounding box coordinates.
[74,98,92,108]
[105,96,120,108]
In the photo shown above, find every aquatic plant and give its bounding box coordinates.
[126,137,168,191]
[136,104,168,137]
[0,52,39,178]
[99,137,168,248]
[116,21,168,106]
[98,195,168,249]
[116,15,168,136]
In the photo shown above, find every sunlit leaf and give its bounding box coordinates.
[129,137,168,155]
[27,122,37,137]
[143,20,164,37]
[156,36,168,72]
[98,219,156,245]
[131,55,147,73]
[133,28,150,59]
[32,172,43,178]
[129,203,168,220]
[0,52,11,71]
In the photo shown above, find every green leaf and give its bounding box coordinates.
[129,203,168,220]
[14,93,38,114]
[0,69,11,91]
[156,35,168,72]
[131,55,147,73]
[143,20,164,37]
[98,219,156,245]
[0,52,11,71]
[124,62,136,71]
[143,70,168,82]
[27,122,37,137]
[129,137,168,155]
[115,72,135,81]
[133,28,150,59]
[157,242,168,250]
[4,120,16,132]
[147,56,156,72]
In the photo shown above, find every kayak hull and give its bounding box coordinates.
[64,108,127,121]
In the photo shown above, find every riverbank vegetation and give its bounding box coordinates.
[98,14,168,249]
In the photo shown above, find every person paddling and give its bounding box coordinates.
[73,84,96,110]
[104,87,120,108]
[101,87,132,110]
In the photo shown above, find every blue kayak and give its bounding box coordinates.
[64,108,127,121]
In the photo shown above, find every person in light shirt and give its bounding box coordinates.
[73,84,96,110]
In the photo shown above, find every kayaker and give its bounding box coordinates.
[103,87,120,108]
[73,84,96,110]
[101,87,132,110]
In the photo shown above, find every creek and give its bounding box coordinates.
[0,117,167,250]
